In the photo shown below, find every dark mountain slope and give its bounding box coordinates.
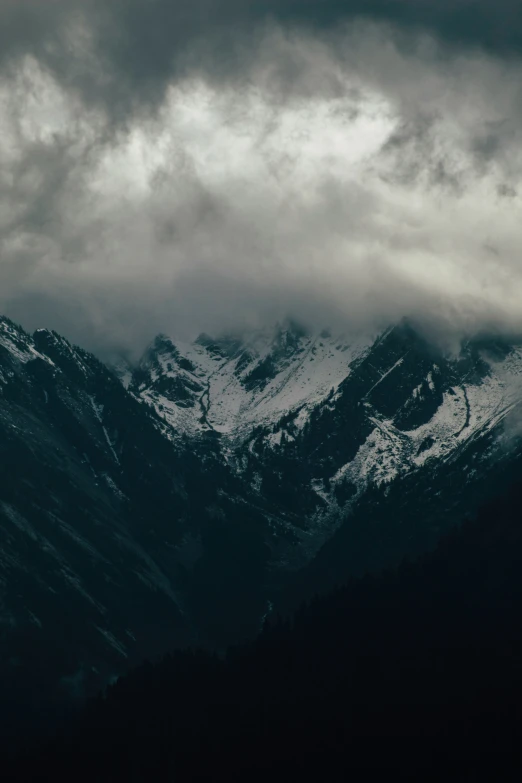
[277,412,522,611]
[0,315,302,744]
[11,482,522,782]
[0,317,200,730]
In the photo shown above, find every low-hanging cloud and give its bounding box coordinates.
[1,2,522,356]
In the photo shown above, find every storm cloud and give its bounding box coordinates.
[1,1,522,354]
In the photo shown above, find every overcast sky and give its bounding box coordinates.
[2,1,522,355]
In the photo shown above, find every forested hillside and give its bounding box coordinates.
[9,483,522,781]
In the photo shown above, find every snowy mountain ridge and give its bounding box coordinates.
[124,320,522,499]
[120,322,376,442]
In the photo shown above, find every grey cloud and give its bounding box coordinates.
[2,2,522,355]
[378,112,465,193]
[497,183,518,199]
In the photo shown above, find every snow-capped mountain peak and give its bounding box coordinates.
[128,322,375,440]
[125,322,522,540]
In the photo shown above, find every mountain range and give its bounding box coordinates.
[2,313,522,732]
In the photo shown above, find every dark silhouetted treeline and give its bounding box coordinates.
[7,484,522,781]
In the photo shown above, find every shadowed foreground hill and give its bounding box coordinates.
[0,314,288,738]
[9,484,522,781]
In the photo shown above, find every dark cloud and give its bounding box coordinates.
[1,1,522,127]
[270,1,522,55]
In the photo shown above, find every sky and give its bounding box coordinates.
[2,1,522,355]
